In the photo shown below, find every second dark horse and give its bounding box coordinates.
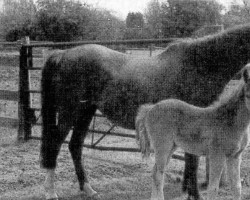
[40,24,250,200]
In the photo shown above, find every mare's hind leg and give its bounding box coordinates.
[151,144,176,200]
[207,152,226,200]
[41,110,72,200]
[69,103,97,197]
[227,155,242,200]
[183,153,201,200]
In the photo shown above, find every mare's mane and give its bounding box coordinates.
[159,24,250,74]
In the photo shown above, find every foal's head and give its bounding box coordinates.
[243,64,250,111]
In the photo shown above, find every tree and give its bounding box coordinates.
[124,12,147,39]
[144,0,162,38]
[161,0,223,37]
[222,1,250,29]
[0,0,37,41]
[144,0,223,38]
[83,8,125,41]
[126,12,144,28]
[35,0,125,41]
[35,0,91,41]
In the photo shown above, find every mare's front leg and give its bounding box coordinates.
[227,155,242,200]
[69,104,98,197]
[183,153,202,200]
[207,152,226,200]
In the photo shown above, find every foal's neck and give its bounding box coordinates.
[215,94,250,132]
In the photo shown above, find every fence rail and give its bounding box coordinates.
[0,90,18,101]
[0,117,18,128]
[0,89,19,128]
[21,38,177,48]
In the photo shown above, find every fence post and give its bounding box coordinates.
[18,37,32,141]
[149,44,154,56]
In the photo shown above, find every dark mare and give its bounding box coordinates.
[40,24,250,200]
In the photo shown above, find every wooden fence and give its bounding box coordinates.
[0,39,53,129]
[0,49,19,128]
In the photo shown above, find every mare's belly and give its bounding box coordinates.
[174,136,211,156]
[97,104,137,129]
[97,79,148,129]
[97,91,140,129]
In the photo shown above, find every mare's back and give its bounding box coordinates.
[60,44,129,77]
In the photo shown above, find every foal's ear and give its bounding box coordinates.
[243,68,249,83]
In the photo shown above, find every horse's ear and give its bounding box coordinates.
[243,68,249,83]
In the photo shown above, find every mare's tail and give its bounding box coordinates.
[135,104,154,158]
[40,50,63,168]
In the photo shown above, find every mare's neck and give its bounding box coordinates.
[187,24,250,80]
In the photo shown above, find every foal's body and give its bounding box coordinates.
[41,24,250,200]
[136,68,250,200]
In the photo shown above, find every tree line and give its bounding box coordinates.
[0,0,250,42]
[0,0,125,41]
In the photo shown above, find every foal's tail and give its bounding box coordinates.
[135,104,154,158]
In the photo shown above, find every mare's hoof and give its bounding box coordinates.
[187,195,204,200]
[86,193,101,200]
[46,198,59,200]
[200,182,208,189]
[45,192,58,200]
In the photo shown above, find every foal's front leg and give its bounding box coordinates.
[207,152,226,200]
[151,144,176,200]
[227,155,242,200]
[69,104,98,197]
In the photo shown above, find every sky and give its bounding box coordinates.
[0,0,247,19]
[83,0,244,19]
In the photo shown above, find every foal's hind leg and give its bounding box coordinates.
[227,155,242,200]
[151,144,176,200]
[69,103,97,197]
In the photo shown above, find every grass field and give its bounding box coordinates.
[1,49,250,200]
